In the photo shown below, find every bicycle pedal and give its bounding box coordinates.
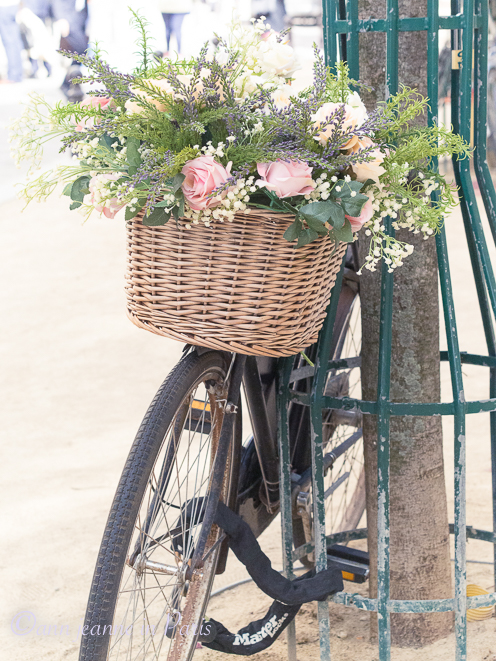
[183,400,212,434]
[327,544,369,583]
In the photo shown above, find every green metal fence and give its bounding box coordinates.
[277,1,496,659]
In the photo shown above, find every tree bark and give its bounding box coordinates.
[357,0,453,646]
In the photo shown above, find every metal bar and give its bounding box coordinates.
[385,0,399,99]
[324,0,339,69]
[191,353,247,571]
[344,0,359,79]
[243,356,280,503]
[473,0,496,244]
[332,591,496,612]
[436,225,468,661]
[472,0,496,590]
[277,356,297,661]
[309,258,347,661]
[375,219,394,661]
[331,15,466,33]
[289,390,496,416]
[439,351,496,367]
[449,3,470,655]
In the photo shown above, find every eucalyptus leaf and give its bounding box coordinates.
[142,207,171,226]
[283,219,302,242]
[62,182,73,197]
[171,173,185,193]
[333,219,354,243]
[325,200,346,229]
[125,206,139,221]
[330,179,363,199]
[299,200,334,225]
[305,216,328,236]
[70,175,91,203]
[70,200,82,210]
[297,228,319,248]
[99,134,116,150]
[341,193,369,218]
[177,195,185,218]
[126,137,142,168]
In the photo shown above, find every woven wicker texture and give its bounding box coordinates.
[126,210,346,357]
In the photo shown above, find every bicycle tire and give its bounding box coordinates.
[79,349,240,661]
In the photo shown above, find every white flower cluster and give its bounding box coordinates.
[183,176,257,227]
[224,18,300,101]
[196,141,226,159]
[359,235,414,274]
[72,135,127,167]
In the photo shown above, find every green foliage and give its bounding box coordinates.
[129,8,155,74]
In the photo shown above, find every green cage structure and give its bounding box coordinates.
[277,0,496,660]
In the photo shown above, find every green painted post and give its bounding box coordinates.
[375,219,394,661]
[309,257,347,661]
[277,357,298,661]
[472,0,496,588]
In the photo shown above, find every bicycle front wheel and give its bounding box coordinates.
[79,349,240,661]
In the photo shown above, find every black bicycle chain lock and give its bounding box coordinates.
[169,500,344,655]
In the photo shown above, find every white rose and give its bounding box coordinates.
[258,40,300,77]
[270,84,293,110]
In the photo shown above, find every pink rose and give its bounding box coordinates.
[181,156,232,211]
[75,96,115,131]
[88,173,125,219]
[256,160,315,198]
[345,196,374,232]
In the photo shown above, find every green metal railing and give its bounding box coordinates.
[277,1,496,660]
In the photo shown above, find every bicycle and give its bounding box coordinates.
[79,246,365,661]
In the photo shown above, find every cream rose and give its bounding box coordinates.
[125,79,173,114]
[311,102,365,150]
[258,39,300,77]
[351,137,386,184]
[269,85,293,110]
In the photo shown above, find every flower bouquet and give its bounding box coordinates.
[11,14,468,356]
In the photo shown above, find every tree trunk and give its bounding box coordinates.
[357,0,453,646]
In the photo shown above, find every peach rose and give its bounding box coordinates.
[256,160,315,198]
[311,102,364,150]
[75,96,115,131]
[345,196,374,232]
[181,156,232,211]
[125,79,174,114]
[351,137,386,184]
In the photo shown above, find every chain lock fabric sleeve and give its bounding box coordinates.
[213,502,344,605]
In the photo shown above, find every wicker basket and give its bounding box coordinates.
[125,210,346,357]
